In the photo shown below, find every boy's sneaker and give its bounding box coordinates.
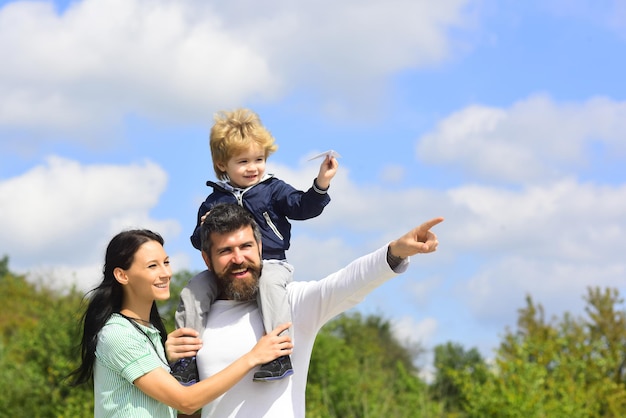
[170,356,199,386]
[253,355,294,382]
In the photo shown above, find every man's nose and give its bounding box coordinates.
[231,249,245,264]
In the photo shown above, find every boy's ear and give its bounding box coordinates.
[201,251,212,271]
[113,267,128,285]
[216,161,227,172]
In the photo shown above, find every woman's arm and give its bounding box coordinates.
[135,322,292,415]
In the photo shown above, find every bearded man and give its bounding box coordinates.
[168,203,443,418]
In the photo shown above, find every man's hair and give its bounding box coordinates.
[209,108,278,180]
[201,203,262,254]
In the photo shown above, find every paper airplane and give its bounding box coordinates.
[307,150,342,161]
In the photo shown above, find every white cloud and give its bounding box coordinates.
[0,0,476,138]
[393,315,438,350]
[408,275,444,310]
[460,256,626,326]
[0,155,181,287]
[416,95,626,184]
[0,0,278,136]
[379,164,406,183]
[393,315,439,380]
[430,174,626,329]
[27,261,103,292]
[288,234,358,283]
[260,0,475,83]
[443,179,626,262]
[380,95,626,335]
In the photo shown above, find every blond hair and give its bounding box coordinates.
[209,108,278,180]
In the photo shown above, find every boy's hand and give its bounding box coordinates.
[316,155,339,190]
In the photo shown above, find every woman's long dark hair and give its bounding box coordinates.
[69,229,168,385]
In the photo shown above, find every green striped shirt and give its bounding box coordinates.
[94,313,175,418]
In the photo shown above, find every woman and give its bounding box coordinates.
[69,229,292,417]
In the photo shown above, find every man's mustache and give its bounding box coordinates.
[227,262,251,272]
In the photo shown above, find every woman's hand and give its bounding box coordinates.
[165,327,202,362]
[248,322,293,366]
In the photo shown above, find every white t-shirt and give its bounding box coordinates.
[196,245,409,418]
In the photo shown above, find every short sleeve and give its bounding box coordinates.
[96,322,164,383]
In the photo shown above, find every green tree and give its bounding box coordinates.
[456,287,626,417]
[0,263,92,417]
[0,255,9,277]
[431,341,486,413]
[306,312,443,418]
[585,287,626,386]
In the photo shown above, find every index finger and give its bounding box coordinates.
[420,217,444,231]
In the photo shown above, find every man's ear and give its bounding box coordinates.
[113,267,128,285]
[201,251,212,271]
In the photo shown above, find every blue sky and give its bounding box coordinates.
[1,0,625,372]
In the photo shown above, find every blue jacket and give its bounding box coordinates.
[190,174,331,260]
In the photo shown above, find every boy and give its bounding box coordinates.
[174,108,338,382]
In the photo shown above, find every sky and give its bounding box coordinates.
[1,0,625,373]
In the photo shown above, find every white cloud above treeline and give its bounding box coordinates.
[417,95,626,184]
[0,156,180,286]
[0,0,475,138]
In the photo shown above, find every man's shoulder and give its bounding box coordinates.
[183,270,214,291]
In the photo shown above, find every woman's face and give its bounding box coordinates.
[119,240,171,303]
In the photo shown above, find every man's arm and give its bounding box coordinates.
[289,217,444,329]
[289,246,402,328]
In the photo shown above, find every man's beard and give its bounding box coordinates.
[213,261,262,301]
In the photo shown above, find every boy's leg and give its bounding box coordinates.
[255,260,294,336]
[175,269,218,332]
[172,269,218,386]
[253,260,294,382]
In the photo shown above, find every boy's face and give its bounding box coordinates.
[217,143,266,188]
